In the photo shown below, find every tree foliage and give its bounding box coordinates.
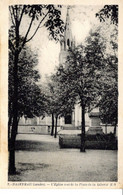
[44,74,75,137]
[96,5,118,25]
[9,5,64,54]
[83,24,118,130]
[55,24,118,149]
[9,46,45,121]
[98,47,118,127]
[91,25,118,128]
[58,30,105,111]
[56,39,103,151]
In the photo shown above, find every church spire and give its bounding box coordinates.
[65,6,71,29]
[64,6,73,50]
[59,6,75,64]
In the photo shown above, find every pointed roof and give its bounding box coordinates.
[65,6,71,28]
[64,6,73,41]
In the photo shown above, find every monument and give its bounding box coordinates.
[87,108,103,135]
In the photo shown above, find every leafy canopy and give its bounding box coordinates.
[9,46,46,119]
[96,5,118,25]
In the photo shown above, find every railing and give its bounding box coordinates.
[17,124,61,135]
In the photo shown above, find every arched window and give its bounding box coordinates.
[64,41,66,50]
[67,39,70,47]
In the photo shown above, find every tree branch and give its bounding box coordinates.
[9,7,15,25]
[26,11,49,43]
[18,5,26,26]
[11,6,16,21]
[19,16,34,52]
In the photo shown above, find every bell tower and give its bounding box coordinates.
[59,6,75,65]
[59,7,75,127]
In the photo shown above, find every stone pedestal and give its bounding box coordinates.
[87,111,103,135]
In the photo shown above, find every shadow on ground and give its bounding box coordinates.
[15,139,60,152]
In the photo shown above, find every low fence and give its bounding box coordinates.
[17,125,61,135]
[17,124,117,135]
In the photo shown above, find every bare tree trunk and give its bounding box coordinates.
[114,122,117,136]
[80,104,85,152]
[16,117,20,135]
[105,123,107,134]
[54,115,58,138]
[8,6,20,174]
[8,50,19,174]
[51,113,54,136]
[8,115,13,140]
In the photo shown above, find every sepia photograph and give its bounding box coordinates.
[0,0,122,188]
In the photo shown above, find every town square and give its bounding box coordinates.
[7,4,118,183]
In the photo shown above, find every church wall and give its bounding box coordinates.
[19,114,62,126]
[75,104,91,127]
[19,115,26,125]
[18,115,61,134]
[18,114,116,134]
[59,50,69,65]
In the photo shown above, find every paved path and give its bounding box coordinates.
[9,134,117,182]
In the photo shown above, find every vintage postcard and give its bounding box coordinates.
[0,0,123,189]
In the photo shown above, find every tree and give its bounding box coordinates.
[96,5,118,25]
[8,45,46,172]
[52,74,75,138]
[98,47,118,135]
[42,78,56,136]
[96,8,118,134]
[9,46,45,119]
[9,4,64,174]
[57,37,104,151]
[44,74,75,138]
[86,25,118,135]
[58,21,117,151]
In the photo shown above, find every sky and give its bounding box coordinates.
[28,5,104,81]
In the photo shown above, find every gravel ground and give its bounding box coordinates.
[8,134,117,182]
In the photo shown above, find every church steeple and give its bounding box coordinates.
[60,6,74,51]
[59,6,75,65]
[64,6,73,49]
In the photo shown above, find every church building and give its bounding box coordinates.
[58,7,91,130]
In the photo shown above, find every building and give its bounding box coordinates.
[58,7,91,131]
